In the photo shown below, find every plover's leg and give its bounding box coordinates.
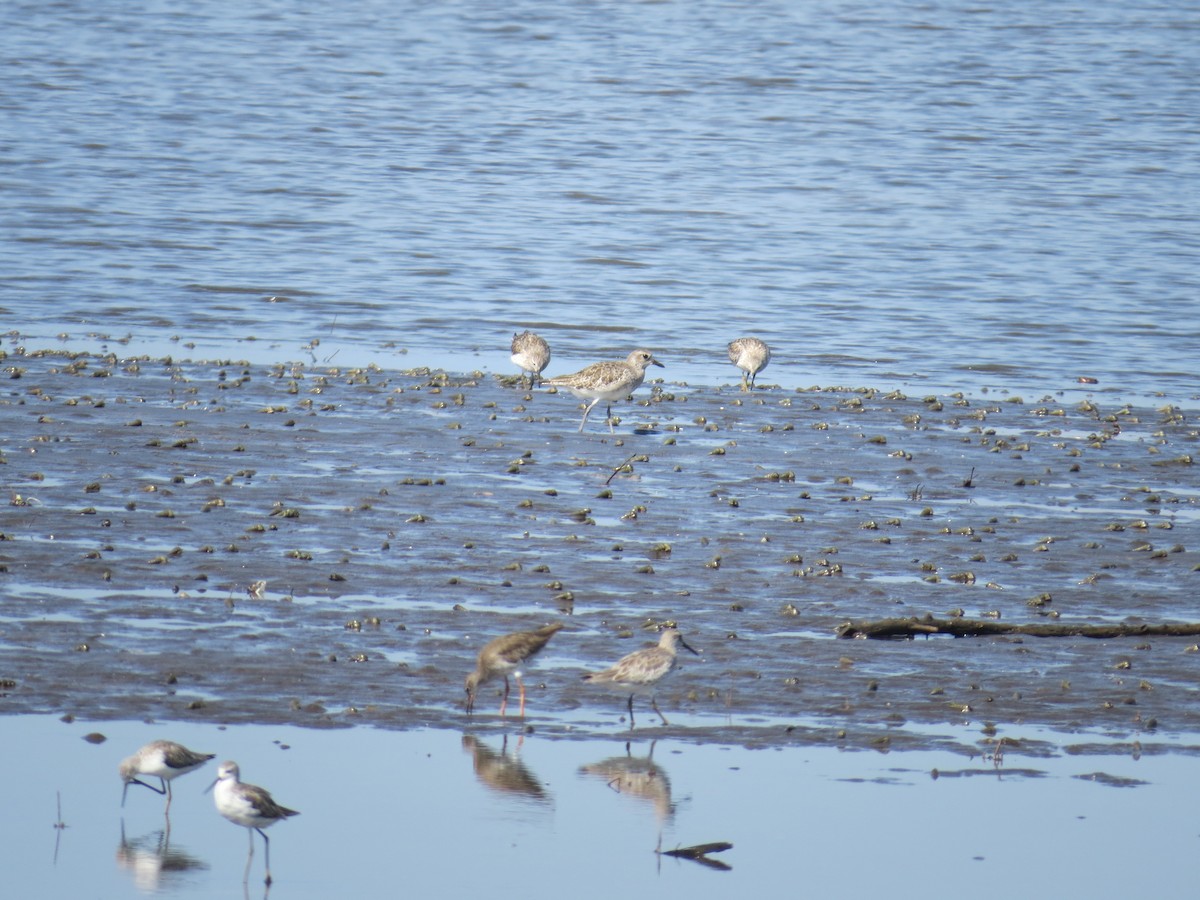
[579,398,601,432]
[651,695,669,726]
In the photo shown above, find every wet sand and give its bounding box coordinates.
[1,342,1197,754]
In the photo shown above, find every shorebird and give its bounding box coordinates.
[582,626,699,728]
[510,330,551,388]
[465,622,563,718]
[544,349,664,432]
[209,761,299,886]
[119,740,216,813]
[727,337,770,390]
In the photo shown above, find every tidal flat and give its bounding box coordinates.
[0,341,1197,751]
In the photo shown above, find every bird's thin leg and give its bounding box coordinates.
[243,829,254,885]
[651,695,669,726]
[260,828,273,886]
[164,779,173,816]
[499,676,510,718]
[579,398,600,432]
[627,694,636,731]
[606,403,615,433]
[517,675,527,718]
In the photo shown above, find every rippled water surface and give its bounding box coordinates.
[2,0,1197,398]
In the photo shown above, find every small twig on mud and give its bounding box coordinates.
[606,453,639,486]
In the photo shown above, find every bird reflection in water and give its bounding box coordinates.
[579,740,673,824]
[116,821,209,893]
[462,734,550,803]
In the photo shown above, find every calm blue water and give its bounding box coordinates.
[4,716,1197,900]
[1,0,1197,397]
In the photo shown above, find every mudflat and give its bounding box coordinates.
[1,345,1197,753]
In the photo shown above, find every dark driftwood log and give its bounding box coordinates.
[835,616,1200,641]
[660,842,734,871]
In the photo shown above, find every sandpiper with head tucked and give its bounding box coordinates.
[545,348,664,432]
[465,622,564,718]
[510,330,551,388]
[210,761,299,886]
[583,625,699,728]
[727,337,770,391]
[119,740,216,813]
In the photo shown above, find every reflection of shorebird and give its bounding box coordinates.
[120,740,216,813]
[511,330,551,388]
[727,337,770,390]
[462,734,549,802]
[544,349,664,433]
[580,741,673,822]
[583,626,700,728]
[465,622,564,718]
[116,823,209,892]
[210,761,299,886]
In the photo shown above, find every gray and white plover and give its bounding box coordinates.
[727,337,770,390]
[582,625,699,728]
[544,348,664,432]
[510,330,551,388]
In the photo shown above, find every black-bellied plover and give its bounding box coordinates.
[582,625,699,728]
[545,348,664,432]
[727,337,770,390]
[510,330,551,388]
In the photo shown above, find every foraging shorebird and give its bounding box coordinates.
[544,349,664,433]
[465,622,564,718]
[727,337,770,390]
[119,740,215,813]
[583,626,699,728]
[510,330,551,388]
[209,761,299,886]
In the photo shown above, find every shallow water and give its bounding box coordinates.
[6,716,1198,899]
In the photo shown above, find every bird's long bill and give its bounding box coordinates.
[679,636,701,656]
[121,780,130,807]
[651,359,665,368]
[203,776,218,794]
